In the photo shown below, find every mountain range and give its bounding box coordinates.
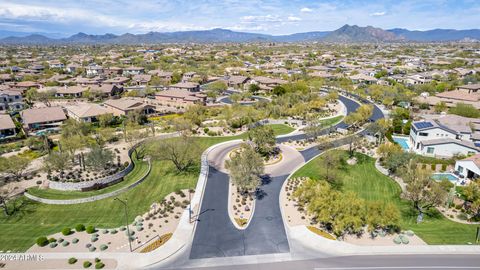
[1,25,479,44]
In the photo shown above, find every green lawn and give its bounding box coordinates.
[267,124,295,135]
[319,115,344,127]
[292,150,478,245]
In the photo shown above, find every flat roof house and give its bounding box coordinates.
[0,114,16,138]
[455,154,480,180]
[20,106,67,132]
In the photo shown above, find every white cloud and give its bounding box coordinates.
[240,15,282,22]
[370,11,386,17]
[300,7,313,13]
[287,16,301,22]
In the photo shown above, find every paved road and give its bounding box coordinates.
[190,94,381,260]
[187,255,480,270]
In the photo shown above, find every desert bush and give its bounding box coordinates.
[83,261,92,268]
[62,227,72,236]
[86,225,96,234]
[36,237,49,247]
[68,257,77,264]
[75,224,85,232]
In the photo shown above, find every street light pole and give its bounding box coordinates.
[115,197,132,252]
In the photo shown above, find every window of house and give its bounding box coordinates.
[419,132,428,136]
[458,166,464,173]
[427,147,434,154]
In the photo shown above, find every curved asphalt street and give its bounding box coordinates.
[189,94,382,260]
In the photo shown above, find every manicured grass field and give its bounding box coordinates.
[318,115,344,127]
[0,124,295,252]
[292,150,478,245]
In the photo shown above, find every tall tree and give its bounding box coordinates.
[0,156,30,180]
[403,163,447,222]
[247,125,276,157]
[225,143,264,193]
[149,135,200,172]
[85,146,114,170]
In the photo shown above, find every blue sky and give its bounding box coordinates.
[0,0,479,36]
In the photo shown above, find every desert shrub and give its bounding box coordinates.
[48,237,56,243]
[62,241,69,247]
[89,246,96,252]
[95,258,100,263]
[83,261,92,268]
[86,225,96,234]
[95,262,105,269]
[62,227,72,236]
[72,238,79,244]
[102,229,108,234]
[457,212,468,220]
[91,237,98,242]
[100,244,108,251]
[68,257,77,264]
[49,242,57,248]
[110,229,117,234]
[36,236,49,247]
[75,224,85,232]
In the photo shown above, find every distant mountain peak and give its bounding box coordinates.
[1,26,480,44]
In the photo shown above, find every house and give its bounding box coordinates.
[64,104,111,123]
[103,98,155,116]
[86,65,104,77]
[148,70,173,82]
[169,82,200,92]
[89,84,124,97]
[182,71,196,82]
[155,89,206,106]
[249,76,287,91]
[55,86,88,98]
[349,74,378,84]
[0,90,23,112]
[226,76,250,88]
[48,60,64,69]
[416,83,480,109]
[455,154,480,180]
[65,63,80,73]
[103,77,130,85]
[123,67,144,76]
[409,120,479,158]
[20,106,67,132]
[132,74,152,85]
[0,114,16,138]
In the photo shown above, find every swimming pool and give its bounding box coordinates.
[392,136,410,151]
[432,173,459,182]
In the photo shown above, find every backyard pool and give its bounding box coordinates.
[432,173,459,182]
[392,136,410,151]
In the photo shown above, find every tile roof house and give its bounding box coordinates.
[132,74,152,85]
[103,98,155,116]
[20,106,67,131]
[55,86,88,98]
[0,90,24,112]
[155,89,206,107]
[0,114,16,138]
[169,82,200,92]
[65,103,111,122]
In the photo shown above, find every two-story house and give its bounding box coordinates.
[0,90,24,112]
